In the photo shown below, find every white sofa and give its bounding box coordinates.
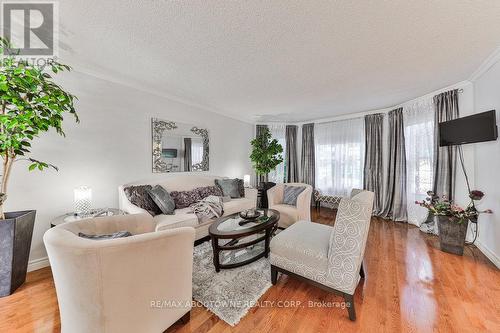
[118,175,258,240]
[43,214,195,333]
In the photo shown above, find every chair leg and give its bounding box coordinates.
[271,265,278,285]
[360,262,365,279]
[179,310,190,324]
[344,294,356,321]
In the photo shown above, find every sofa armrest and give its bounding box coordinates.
[296,186,312,221]
[244,188,258,207]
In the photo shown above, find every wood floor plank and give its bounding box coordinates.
[0,208,499,333]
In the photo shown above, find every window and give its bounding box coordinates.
[268,124,287,183]
[403,99,435,226]
[314,118,365,197]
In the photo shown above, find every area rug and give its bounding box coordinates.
[192,241,272,326]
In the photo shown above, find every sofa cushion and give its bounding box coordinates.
[270,221,332,270]
[147,185,175,215]
[215,179,241,198]
[154,208,199,231]
[170,189,202,209]
[123,185,162,216]
[223,197,255,216]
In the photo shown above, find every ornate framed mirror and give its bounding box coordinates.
[151,118,209,173]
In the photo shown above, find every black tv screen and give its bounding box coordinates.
[439,110,498,146]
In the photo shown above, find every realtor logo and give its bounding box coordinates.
[1,1,58,57]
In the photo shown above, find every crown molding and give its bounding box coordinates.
[67,65,255,125]
[469,46,500,82]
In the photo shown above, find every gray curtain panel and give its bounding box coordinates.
[285,125,299,182]
[420,89,460,235]
[364,113,384,214]
[379,108,407,221]
[300,123,315,187]
[255,125,268,184]
[183,137,192,171]
[433,89,459,200]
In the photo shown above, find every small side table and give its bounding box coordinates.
[50,208,127,228]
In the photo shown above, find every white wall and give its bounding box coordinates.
[472,60,500,267]
[5,70,254,267]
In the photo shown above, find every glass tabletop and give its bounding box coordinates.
[216,209,278,233]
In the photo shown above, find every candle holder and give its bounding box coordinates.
[74,186,92,216]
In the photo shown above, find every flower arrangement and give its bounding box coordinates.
[416,190,492,223]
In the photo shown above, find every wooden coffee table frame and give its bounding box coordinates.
[208,209,280,272]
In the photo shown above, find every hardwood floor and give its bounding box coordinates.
[1,208,499,333]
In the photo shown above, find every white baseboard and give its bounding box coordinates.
[475,240,500,269]
[28,257,50,272]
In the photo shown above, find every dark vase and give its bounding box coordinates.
[257,181,276,208]
[435,215,468,255]
[0,210,36,297]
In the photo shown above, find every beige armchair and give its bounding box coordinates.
[267,183,313,228]
[270,190,374,321]
[43,214,195,333]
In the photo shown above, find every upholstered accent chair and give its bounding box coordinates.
[270,189,374,321]
[267,183,313,228]
[44,214,195,333]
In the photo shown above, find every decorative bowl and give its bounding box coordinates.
[239,209,262,220]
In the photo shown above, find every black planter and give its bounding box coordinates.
[0,210,36,297]
[257,182,276,208]
[436,215,468,256]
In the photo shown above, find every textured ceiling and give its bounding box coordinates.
[58,1,500,122]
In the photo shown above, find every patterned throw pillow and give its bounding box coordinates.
[78,231,132,240]
[170,189,202,209]
[147,185,176,215]
[236,178,245,197]
[196,186,223,199]
[283,185,306,206]
[215,179,241,198]
[123,185,162,216]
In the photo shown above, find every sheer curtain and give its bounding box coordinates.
[403,99,434,226]
[268,124,286,183]
[314,118,365,197]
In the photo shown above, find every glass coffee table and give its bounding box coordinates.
[208,209,280,272]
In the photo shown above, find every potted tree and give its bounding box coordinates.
[250,127,283,185]
[0,38,78,297]
[417,191,492,255]
[250,127,283,207]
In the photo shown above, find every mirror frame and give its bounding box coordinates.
[151,118,209,173]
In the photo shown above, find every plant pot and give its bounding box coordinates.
[435,215,468,256]
[257,182,276,209]
[0,210,36,297]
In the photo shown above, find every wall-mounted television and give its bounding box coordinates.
[161,148,178,158]
[439,110,498,146]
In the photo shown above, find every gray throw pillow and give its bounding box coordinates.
[147,185,175,215]
[215,179,241,198]
[123,185,162,216]
[283,185,306,206]
[78,230,132,240]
